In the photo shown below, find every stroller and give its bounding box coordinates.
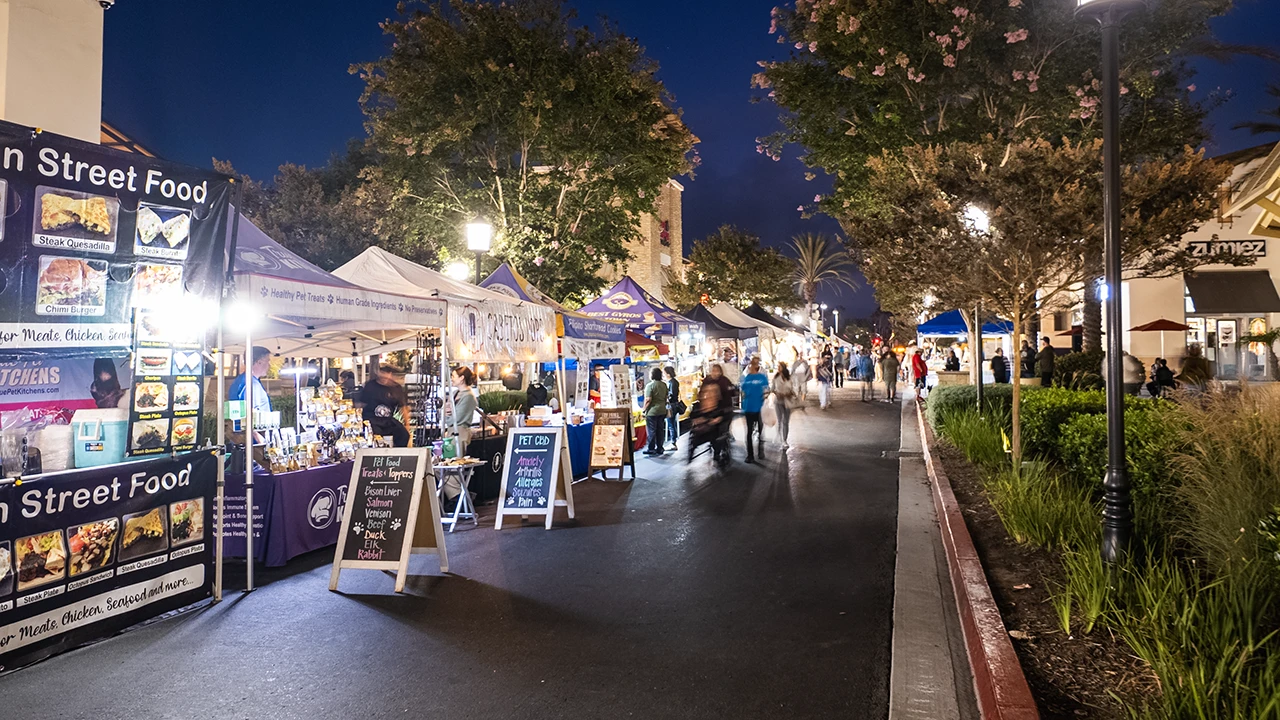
[687,399,734,469]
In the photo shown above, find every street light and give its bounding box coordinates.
[833,309,840,334]
[1077,0,1143,564]
[466,221,493,284]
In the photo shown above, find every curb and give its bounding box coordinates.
[916,400,1040,720]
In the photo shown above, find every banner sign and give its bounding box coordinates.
[560,337,624,362]
[127,311,204,457]
[0,450,216,671]
[0,120,232,358]
[0,357,132,420]
[446,302,556,363]
[560,314,626,343]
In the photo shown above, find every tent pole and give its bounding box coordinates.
[214,317,225,603]
[244,327,255,593]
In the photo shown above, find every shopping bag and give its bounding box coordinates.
[762,396,778,427]
[442,436,458,459]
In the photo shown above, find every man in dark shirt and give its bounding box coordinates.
[358,365,411,447]
[1037,337,1056,387]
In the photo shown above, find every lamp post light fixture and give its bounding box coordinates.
[833,309,840,335]
[465,221,493,284]
[1077,0,1144,564]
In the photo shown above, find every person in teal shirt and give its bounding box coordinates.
[739,356,769,463]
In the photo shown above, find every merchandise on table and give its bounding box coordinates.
[265,383,380,474]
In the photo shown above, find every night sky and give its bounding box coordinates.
[103,0,1280,319]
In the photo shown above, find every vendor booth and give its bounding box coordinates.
[743,303,811,362]
[333,248,558,500]
[708,302,779,366]
[219,217,448,586]
[916,310,1015,382]
[0,120,234,671]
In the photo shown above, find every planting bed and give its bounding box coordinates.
[936,442,1157,719]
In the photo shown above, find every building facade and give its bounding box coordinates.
[0,0,103,143]
[599,178,684,303]
[1043,143,1280,380]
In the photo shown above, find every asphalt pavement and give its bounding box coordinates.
[0,386,902,720]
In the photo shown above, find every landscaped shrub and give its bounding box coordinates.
[984,463,1098,552]
[939,407,1009,471]
[1019,387,1106,460]
[478,391,527,414]
[924,383,1015,430]
[1053,349,1104,390]
[1166,384,1280,581]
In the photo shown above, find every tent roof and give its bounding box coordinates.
[335,247,544,309]
[707,303,776,339]
[743,303,809,334]
[682,304,754,340]
[625,329,669,355]
[578,276,695,334]
[916,309,1013,336]
[481,262,624,342]
[228,213,447,357]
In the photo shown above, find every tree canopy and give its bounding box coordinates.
[663,225,797,309]
[356,0,698,304]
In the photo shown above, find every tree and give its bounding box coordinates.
[759,0,1242,351]
[663,225,797,310]
[214,150,434,272]
[356,0,697,304]
[790,232,858,318]
[851,138,1230,463]
[1233,83,1280,137]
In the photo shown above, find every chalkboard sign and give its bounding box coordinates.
[590,407,635,480]
[330,448,446,593]
[495,427,575,530]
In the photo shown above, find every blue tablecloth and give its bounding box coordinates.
[566,421,593,478]
[224,461,353,567]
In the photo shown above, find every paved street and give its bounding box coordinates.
[0,389,902,720]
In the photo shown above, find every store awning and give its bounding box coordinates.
[1184,270,1280,314]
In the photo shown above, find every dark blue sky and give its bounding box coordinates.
[103,0,1280,319]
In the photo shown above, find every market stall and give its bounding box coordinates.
[0,120,234,671]
[708,302,779,366]
[743,303,811,363]
[220,218,448,578]
[334,248,558,500]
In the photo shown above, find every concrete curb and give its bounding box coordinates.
[915,400,1040,720]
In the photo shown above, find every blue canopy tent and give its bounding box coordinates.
[578,276,702,339]
[917,310,1013,337]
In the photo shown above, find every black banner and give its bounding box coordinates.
[0,120,232,359]
[0,451,216,671]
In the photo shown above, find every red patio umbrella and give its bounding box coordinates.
[1129,318,1190,358]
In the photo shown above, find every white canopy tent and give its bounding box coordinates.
[217,214,448,597]
[334,247,557,364]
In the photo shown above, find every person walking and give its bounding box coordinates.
[1037,337,1056,387]
[880,349,901,402]
[857,349,876,402]
[910,348,929,396]
[664,366,681,451]
[834,348,847,388]
[817,354,835,409]
[792,354,810,403]
[770,361,796,447]
[1021,339,1037,379]
[1177,344,1211,392]
[643,367,669,456]
[991,347,1010,384]
[740,357,769,463]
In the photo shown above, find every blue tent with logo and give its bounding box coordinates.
[917,310,1014,337]
[481,263,625,343]
[577,276,702,339]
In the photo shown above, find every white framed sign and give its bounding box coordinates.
[494,427,575,530]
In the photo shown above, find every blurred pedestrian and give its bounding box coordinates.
[792,354,810,402]
[910,348,929,396]
[1037,337,1056,387]
[1147,358,1177,398]
[1177,343,1211,392]
[817,354,834,409]
[991,348,1010,384]
[880,350,901,403]
[664,366,681,451]
[857,349,876,402]
[643,367,669,456]
[771,361,796,446]
[740,357,769,463]
[1020,339,1037,379]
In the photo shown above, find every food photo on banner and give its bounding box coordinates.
[0,119,231,671]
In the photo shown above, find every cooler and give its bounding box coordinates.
[71,409,129,468]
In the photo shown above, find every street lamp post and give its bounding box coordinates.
[466,222,493,284]
[833,309,840,335]
[1077,0,1142,563]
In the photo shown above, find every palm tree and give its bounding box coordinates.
[1233,84,1280,137]
[789,233,858,323]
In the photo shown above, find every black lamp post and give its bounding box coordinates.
[1077,0,1143,563]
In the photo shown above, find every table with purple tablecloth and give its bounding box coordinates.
[223,461,354,567]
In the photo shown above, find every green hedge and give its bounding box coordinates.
[925,384,1016,430]
[1020,387,1106,460]
[1053,349,1104,390]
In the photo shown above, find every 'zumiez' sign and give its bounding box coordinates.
[1188,239,1266,258]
